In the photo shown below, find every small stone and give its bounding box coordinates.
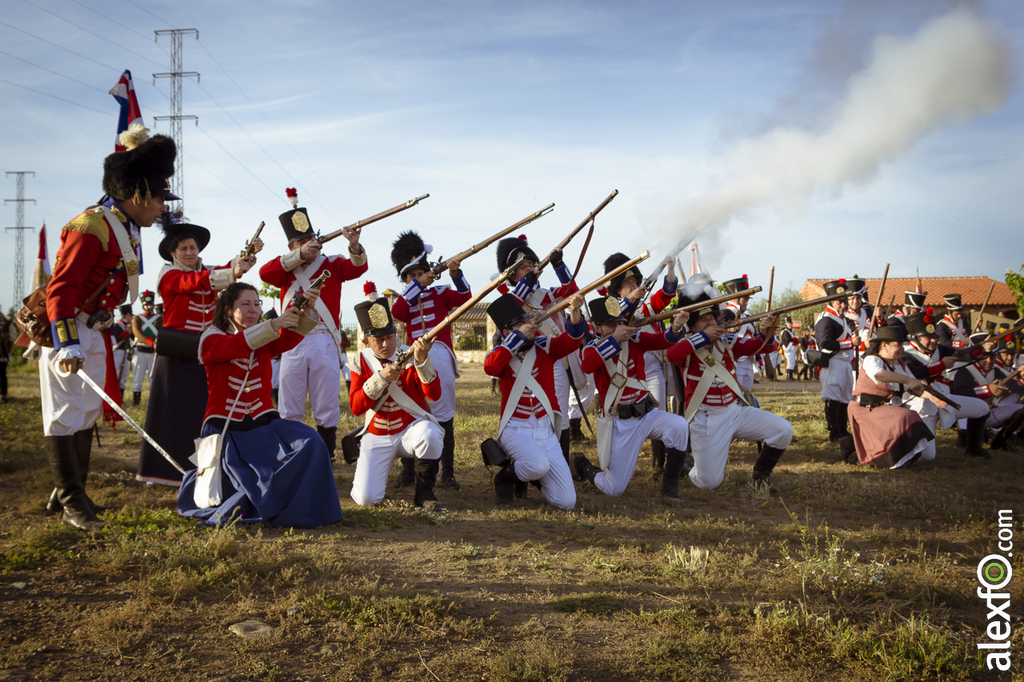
[317,643,339,656]
[353,624,365,633]
[11,583,27,591]
[36,644,57,653]
[98,648,118,657]
[228,620,275,640]
[287,604,302,617]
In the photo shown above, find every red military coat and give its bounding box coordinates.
[349,350,442,435]
[485,328,583,422]
[581,330,678,407]
[47,204,138,349]
[158,262,234,333]
[391,279,472,351]
[199,323,304,428]
[260,252,367,327]
[667,330,778,410]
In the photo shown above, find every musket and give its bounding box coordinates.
[882,294,896,320]
[994,363,1024,389]
[293,271,331,312]
[632,287,762,327]
[528,251,651,326]
[536,190,618,271]
[317,194,429,244]
[916,385,962,411]
[868,263,890,339]
[430,203,554,277]
[66,367,184,474]
[721,292,850,330]
[240,221,265,260]
[762,266,780,380]
[972,281,996,333]
[393,256,524,367]
[974,319,1024,347]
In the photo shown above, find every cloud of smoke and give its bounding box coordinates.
[662,8,1011,264]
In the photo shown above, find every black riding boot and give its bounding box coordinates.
[991,409,1024,451]
[651,439,666,473]
[494,461,520,506]
[132,391,141,407]
[569,452,602,486]
[439,419,460,490]
[413,458,441,509]
[398,457,415,487]
[560,429,571,466]
[964,417,992,459]
[73,429,107,513]
[752,445,785,493]
[316,425,338,462]
[45,436,104,531]
[661,447,686,505]
[569,418,586,443]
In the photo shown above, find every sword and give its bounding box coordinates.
[68,367,185,474]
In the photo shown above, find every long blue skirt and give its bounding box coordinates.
[177,419,343,528]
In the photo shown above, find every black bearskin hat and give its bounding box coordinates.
[355,299,397,338]
[391,231,432,277]
[603,252,644,297]
[157,211,211,263]
[487,294,528,331]
[102,134,178,202]
[496,236,538,272]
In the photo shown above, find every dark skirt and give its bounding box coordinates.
[176,419,342,528]
[848,401,933,468]
[137,355,208,485]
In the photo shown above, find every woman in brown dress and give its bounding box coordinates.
[847,325,934,468]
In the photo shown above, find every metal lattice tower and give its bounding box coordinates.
[5,171,36,308]
[153,28,199,214]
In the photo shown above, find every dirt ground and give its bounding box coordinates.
[0,364,1020,681]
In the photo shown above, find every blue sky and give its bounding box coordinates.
[2,0,1022,321]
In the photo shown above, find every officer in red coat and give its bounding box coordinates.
[41,132,177,531]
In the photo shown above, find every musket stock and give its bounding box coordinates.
[868,264,890,338]
[317,194,429,244]
[530,250,650,325]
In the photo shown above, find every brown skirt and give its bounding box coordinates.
[848,400,933,468]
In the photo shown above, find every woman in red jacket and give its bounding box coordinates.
[138,214,260,485]
[177,282,342,528]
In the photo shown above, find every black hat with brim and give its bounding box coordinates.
[905,311,938,338]
[875,325,907,343]
[721,276,749,295]
[355,300,397,338]
[158,220,211,263]
[904,291,927,309]
[279,207,315,243]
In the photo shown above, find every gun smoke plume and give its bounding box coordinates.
[659,8,1011,270]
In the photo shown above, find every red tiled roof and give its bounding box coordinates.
[801,276,1014,307]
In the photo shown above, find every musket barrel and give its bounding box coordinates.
[632,286,763,327]
[537,190,618,270]
[318,194,430,244]
[531,250,650,324]
[432,203,555,276]
[721,291,848,329]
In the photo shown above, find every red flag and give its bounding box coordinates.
[31,223,51,290]
[915,267,923,294]
[109,70,143,152]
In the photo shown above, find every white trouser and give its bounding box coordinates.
[688,403,793,490]
[270,356,280,390]
[735,356,754,393]
[988,402,1023,429]
[594,408,689,496]
[340,352,351,382]
[350,418,443,506]
[112,349,130,390]
[784,346,797,370]
[569,379,595,420]
[644,352,667,409]
[39,317,105,436]
[499,415,576,510]
[819,359,854,403]
[553,359,570,431]
[916,392,990,461]
[428,343,457,422]
[132,350,155,391]
[280,330,342,428]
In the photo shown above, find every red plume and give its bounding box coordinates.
[518,234,528,243]
[285,188,298,208]
[839,278,846,285]
[742,274,748,279]
[597,286,608,297]
[363,281,377,295]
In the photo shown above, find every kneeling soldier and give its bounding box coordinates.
[349,299,443,509]
[573,295,691,503]
[666,288,792,491]
[483,293,585,509]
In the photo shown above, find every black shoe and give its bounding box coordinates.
[660,448,686,505]
[494,462,517,506]
[316,425,338,462]
[752,474,781,495]
[439,419,459,490]
[964,417,992,459]
[62,508,106,531]
[440,477,462,491]
[837,435,857,464]
[133,391,141,407]
[569,452,600,485]
[753,445,785,493]
[413,458,442,509]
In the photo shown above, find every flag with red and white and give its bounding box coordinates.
[109,70,143,152]
[31,223,51,291]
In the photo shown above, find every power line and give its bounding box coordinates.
[0,48,110,93]
[18,0,165,67]
[0,76,109,114]
[0,19,121,72]
[153,28,199,214]
[68,0,167,49]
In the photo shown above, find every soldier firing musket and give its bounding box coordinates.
[722,291,849,331]
[259,188,368,462]
[631,286,763,328]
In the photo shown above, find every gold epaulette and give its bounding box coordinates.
[62,208,113,250]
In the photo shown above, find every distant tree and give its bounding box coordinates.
[1006,265,1024,317]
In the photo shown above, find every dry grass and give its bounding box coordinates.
[0,363,1021,680]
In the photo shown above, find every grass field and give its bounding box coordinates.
[0,361,1021,681]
